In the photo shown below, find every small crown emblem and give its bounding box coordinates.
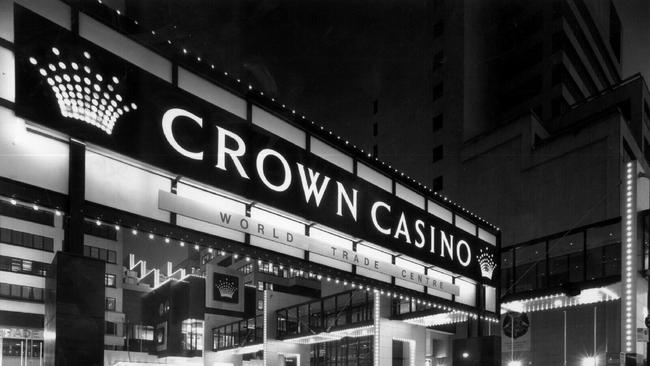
[478,248,496,280]
[215,279,237,299]
[29,47,137,135]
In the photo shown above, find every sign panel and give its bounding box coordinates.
[501,312,531,352]
[14,7,497,285]
[159,190,460,295]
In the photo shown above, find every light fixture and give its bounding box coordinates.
[462,352,469,359]
[581,356,597,366]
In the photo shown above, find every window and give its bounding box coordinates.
[372,122,378,136]
[372,100,378,114]
[105,297,116,311]
[432,114,443,132]
[586,223,620,280]
[0,228,54,252]
[432,176,443,192]
[372,145,378,157]
[514,242,546,292]
[433,83,443,101]
[0,256,48,276]
[432,145,443,163]
[257,299,264,310]
[83,220,117,241]
[0,283,43,302]
[105,273,116,288]
[84,245,117,264]
[105,321,117,335]
[238,263,253,275]
[0,200,54,226]
[433,21,444,39]
[548,232,584,286]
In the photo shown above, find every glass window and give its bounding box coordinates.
[99,248,108,262]
[106,297,116,311]
[21,260,33,273]
[108,250,116,264]
[0,283,9,297]
[105,273,116,287]
[514,242,546,292]
[10,284,21,297]
[548,232,584,286]
[586,223,620,280]
[105,321,116,335]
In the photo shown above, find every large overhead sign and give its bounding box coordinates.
[14,7,498,285]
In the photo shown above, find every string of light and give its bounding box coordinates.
[1,195,499,323]
[88,0,500,232]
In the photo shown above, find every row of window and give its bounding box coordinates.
[0,199,54,226]
[83,245,117,264]
[0,227,55,252]
[83,220,117,241]
[0,256,48,276]
[0,282,44,302]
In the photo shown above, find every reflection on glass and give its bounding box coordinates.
[181,318,204,351]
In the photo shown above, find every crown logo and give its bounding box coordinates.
[478,248,496,280]
[215,279,237,299]
[29,47,137,135]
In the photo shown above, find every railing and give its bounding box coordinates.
[212,315,263,351]
[276,290,373,339]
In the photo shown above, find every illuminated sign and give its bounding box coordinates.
[14,6,498,285]
[159,190,460,295]
[0,327,43,340]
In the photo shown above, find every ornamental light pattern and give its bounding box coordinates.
[29,47,137,135]
[215,278,237,299]
[478,247,496,280]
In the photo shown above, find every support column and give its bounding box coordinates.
[63,139,85,254]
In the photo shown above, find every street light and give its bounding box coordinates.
[581,356,597,366]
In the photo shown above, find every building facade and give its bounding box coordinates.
[0,1,501,366]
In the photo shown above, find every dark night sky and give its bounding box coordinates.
[129,0,431,142]
[127,0,650,154]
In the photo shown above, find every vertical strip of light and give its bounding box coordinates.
[622,161,637,353]
[263,290,269,366]
[374,291,381,366]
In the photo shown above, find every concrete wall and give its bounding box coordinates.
[452,112,621,246]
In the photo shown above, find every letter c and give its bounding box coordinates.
[162,108,204,160]
[371,201,392,235]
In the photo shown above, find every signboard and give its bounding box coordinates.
[14,7,497,285]
[159,190,460,295]
[213,273,240,303]
[0,327,43,340]
[501,312,531,352]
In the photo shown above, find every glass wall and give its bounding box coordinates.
[500,219,620,296]
[276,290,373,339]
[310,336,373,366]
